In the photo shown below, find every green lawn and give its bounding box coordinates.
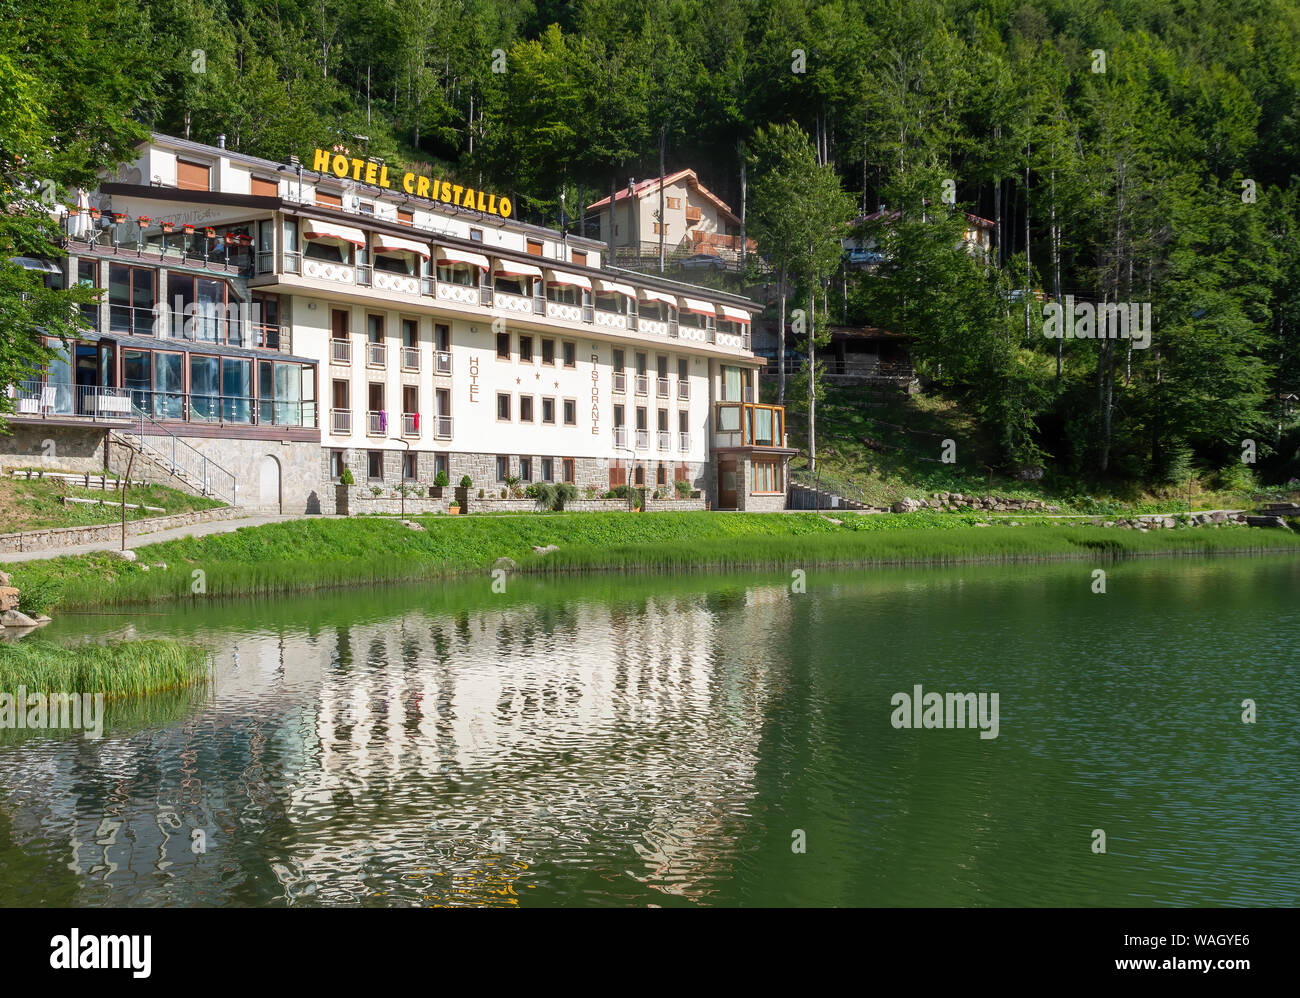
[1,470,225,532]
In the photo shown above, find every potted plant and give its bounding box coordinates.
[674,479,692,499]
[339,468,355,485]
[160,221,175,235]
[453,475,472,514]
[182,223,195,235]
[448,499,460,515]
[369,485,384,497]
[137,215,152,228]
[430,470,449,498]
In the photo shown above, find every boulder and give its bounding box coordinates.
[115,549,137,562]
[492,556,517,572]
[1210,511,1228,524]
[0,569,9,587]
[532,544,560,554]
[1,609,37,628]
[0,587,18,612]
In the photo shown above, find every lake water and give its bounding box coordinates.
[2,556,1298,907]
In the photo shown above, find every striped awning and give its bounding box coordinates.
[302,219,366,246]
[435,247,490,269]
[679,296,717,317]
[596,279,637,299]
[374,234,431,258]
[546,269,591,290]
[637,288,677,307]
[494,258,544,278]
[720,305,751,324]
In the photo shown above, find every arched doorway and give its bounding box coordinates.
[258,454,282,513]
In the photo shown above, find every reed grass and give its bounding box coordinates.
[0,639,210,698]
[7,512,1299,607]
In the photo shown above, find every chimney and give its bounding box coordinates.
[217,134,227,149]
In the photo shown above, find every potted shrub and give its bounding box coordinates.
[430,470,449,498]
[674,479,692,499]
[160,221,175,235]
[448,500,460,515]
[339,468,355,486]
[453,475,472,514]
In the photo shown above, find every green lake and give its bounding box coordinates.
[2,555,1298,907]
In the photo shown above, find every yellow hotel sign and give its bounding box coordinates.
[310,148,513,219]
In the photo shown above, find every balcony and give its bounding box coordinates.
[10,380,317,429]
[635,374,648,395]
[678,381,690,400]
[684,206,702,223]
[367,342,386,367]
[401,345,420,371]
[433,415,453,439]
[593,308,629,331]
[331,408,352,434]
[612,372,626,393]
[331,338,352,364]
[435,350,452,375]
[657,430,671,450]
[8,381,132,422]
[366,410,386,436]
[713,402,786,449]
[656,377,670,397]
[635,428,649,450]
[612,426,627,449]
[402,412,420,437]
[494,291,533,314]
[373,269,420,296]
[678,430,691,451]
[546,300,583,322]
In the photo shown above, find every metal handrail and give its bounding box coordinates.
[127,403,238,504]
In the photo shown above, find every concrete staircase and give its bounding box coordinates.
[110,407,239,506]
[788,480,871,511]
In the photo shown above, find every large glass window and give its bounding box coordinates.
[123,349,151,408]
[222,357,252,423]
[153,352,184,419]
[722,365,743,402]
[190,355,219,421]
[274,362,302,425]
[436,262,476,286]
[108,264,156,336]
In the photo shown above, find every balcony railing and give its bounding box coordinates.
[612,372,626,393]
[433,415,453,439]
[8,381,132,421]
[367,342,386,367]
[435,350,452,375]
[612,427,627,449]
[331,338,352,364]
[679,430,691,451]
[402,412,420,437]
[401,345,420,371]
[678,381,690,400]
[657,430,671,450]
[656,377,670,397]
[13,380,317,429]
[635,428,649,450]
[331,408,352,434]
[635,375,648,395]
[367,410,386,435]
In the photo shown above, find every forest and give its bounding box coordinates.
[3,0,1300,490]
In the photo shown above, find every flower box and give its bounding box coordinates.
[160,221,175,234]
[112,212,127,223]
[182,224,195,235]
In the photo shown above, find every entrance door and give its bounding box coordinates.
[718,458,737,509]
[259,455,282,513]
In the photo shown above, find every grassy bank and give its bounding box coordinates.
[0,639,210,697]
[0,471,225,532]
[7,512,1300,607]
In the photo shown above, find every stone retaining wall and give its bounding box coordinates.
[0,506,245,554]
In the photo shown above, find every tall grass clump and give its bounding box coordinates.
[0,639,210,698]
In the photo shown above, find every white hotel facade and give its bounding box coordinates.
[5,135,794,513]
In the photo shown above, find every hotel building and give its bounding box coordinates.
[4,135,793,513]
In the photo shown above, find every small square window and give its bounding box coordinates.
[470,228,484,242]
[497,393,512,420]
[563,399,576,425]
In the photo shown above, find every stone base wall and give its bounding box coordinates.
[0,505,246,554]
[0,424,106,471]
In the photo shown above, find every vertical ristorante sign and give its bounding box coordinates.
[590,354,600,436]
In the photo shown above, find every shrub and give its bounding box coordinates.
[554,483,578,510]
[477,488,484,499]
[605,484,631,500]
[369,486,384,497]
[531,483,556,508]
[16,575,62,616]
[524,483,542,499]
[339,468,355,486]
[459,475,473,489]
[584,484,599,499]
[434,470,450,487]
[674,479,692,498]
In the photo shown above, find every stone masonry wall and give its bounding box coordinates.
[0,505,245,554]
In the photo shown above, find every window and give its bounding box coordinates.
[541,338,555,364]
[496,455,508,481]
[752,458,784,494]
[470,228,484,242]
[402,318,418,348]
[656,462,667,487]
[518,334,533,362]
[562,458,575,484]
[519,457,532,481]
[496,331,510,359]
[721,365,743,402]
[358,201,375,216]
[614,404,625,427]
[368,451,384,481]
[562,341,576,367]
[434,323,450,351]
[107,264,157,336]
[634,464,645,487]
[652,222,663,235]
[525,239,543,256]
[251,176,277,198]
[658,408,668,432]
[331,309,349,339]
[541,457,553,481]
[520,395,534,422]
[330,450,345,480]
[177,160,211,191]
[497,392,512,420]
[189,355,219,420]
[678,357,688,381]
[572,251,587,266]
[403,453,418,481]
[315,189,343,208]
[367,314,384,343]
[613,348,625,370]
[563,399,577,425]
[397,209,413,226]
[541,397,555,424]
[434,453,448,478]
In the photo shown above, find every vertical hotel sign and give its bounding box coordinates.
[311,149,513,219]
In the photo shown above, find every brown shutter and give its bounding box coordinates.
[525,239,543,256]
[250,176,278,197]
[176,160,211,191]
[316,190,342,208]
[571,251,586,266]
[397,209,413,226]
